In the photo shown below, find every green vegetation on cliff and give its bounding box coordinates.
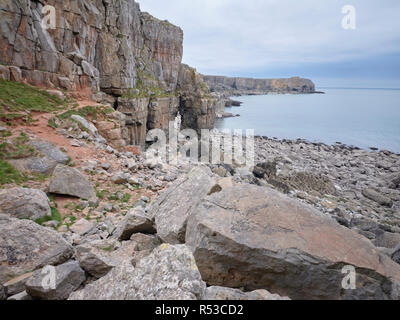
[0,79,66,113]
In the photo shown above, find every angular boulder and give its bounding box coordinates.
[29,139,70,165]
[0,188,51,220]
[70,218,95,236]
[112,208,156,241]
[362,188,393,207]
[68,262,135,300]
[125,244,206,300]
[75,244,116,279]
[26,261,86,300]
[0,215,73,285]
[3,272,33,297]
[149,166,216,244]
[186,185,400,300]
[69,244,205,300]
[204,286,290,300]
[49,165,96,200]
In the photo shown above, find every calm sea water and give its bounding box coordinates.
[215,88,400,153]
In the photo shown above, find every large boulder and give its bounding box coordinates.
[186,185,400,300]
[0,188,51,220]
[29,139,70,165]
[26,261,86,300]
[112,208,156,241]
[69,244,206,300]
[125,244,206,300]
[0,215,73,285]
[9,139,69,175]
[49,165,96,200]
[204,286,290,300]
[149,166,216,244]
[362,188,393,207]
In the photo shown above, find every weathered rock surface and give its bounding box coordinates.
[149,166,216,244]
[177,64,220,130]
[68,261,135,300]
[29,139,70,165]
[362,188,393,207]
[374,232,400,249]
[392,244,400,265]
[112,208,156,241]
[9,139,69,175]
[3,272,33,297]
[0,188,51,220]
[70,219,95,236]
[49,165,96,200]
[126,244,206,300]
[75,242,117,279]
[26,261,86,300]
[204,286,290,300]
[0,215,73,285]
[69,244,205,300]
[186,185,400,300]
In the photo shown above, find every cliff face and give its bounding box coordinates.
[0,0,215,145]
[177,64,220,131]
[203,75,316,95]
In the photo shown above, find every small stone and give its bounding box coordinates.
[70,219,95,236]
[111,172,131,184]
[26,261,86,300]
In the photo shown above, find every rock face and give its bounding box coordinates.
[177,64,220,130]
[49,165,96,200]
[69,244,205,300]
[26,261,86,300]
[185,185,400,300]
[149,166,216,244]
[0,215,73,285]
[0,188,51,220]
[203,75,316,95]
[125,244,206,300]
[0,0,222,146]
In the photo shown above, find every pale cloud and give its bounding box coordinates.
[139,0,400,82]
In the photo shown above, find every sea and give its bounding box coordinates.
[215,88,400,153]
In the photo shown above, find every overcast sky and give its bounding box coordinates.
[140,0,400,88]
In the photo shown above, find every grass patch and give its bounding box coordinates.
[48,105,114,129]
[0,132,37,159]
[0,159,27,185]
[35,207,62,228]
[0,79,66,114]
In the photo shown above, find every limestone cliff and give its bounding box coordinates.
[177,64,220,131]
[203,75,316,96]
[0,0,215,145]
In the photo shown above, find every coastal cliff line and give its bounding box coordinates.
[203,75,317,96]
